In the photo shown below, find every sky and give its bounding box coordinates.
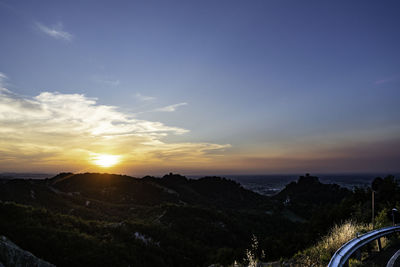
[0,0,399,176]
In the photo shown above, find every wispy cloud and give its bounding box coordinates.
[375,78,393,85]
[0,87,229,172]
[0,72,10,92]
[0,72,7,86]
[35,22,73,41]
[93,77,120,87]
[155,102,188,112]
[374,74,398,85]
[135,93,155,102]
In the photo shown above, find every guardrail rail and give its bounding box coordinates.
[328,225,400,267]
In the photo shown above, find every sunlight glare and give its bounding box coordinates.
[92,154,120,168]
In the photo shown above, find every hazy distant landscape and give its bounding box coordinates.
[231,174,400,196]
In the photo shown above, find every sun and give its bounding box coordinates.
[91,154,121,168]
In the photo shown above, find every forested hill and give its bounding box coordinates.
[49,172,268,209]
[0,172,281,267]
[0,172,397,266]
[274,173,351,218]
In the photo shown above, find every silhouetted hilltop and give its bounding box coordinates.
[275,173,350,210]
[273,174,353,237]
[143,173,268,209]
[0,172,269,213]
[50,172,179,205]
[297,173,319,185]
[161,172,188,184]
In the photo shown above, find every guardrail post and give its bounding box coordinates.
[355,249,361,260]
[377,238,382,252]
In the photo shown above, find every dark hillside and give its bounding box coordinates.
[274,173,351,218]
[144,173,270,209]
[2,172,388,266]
[51,173,180,205]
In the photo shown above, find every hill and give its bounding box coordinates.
[1,172,392,266]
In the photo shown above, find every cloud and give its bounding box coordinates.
[0,72,7,81]
[135,93,155,102]
[98,79,120,87]
[0,87,229,172]
[92,75,120,87]
[155,102,188,112]
[374,74,398,85]
[0,72,8,89]
[219,136,400,174]
[375,78,393,85]
[35,22,73,41]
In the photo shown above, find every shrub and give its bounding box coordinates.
[375,208,391,229]
[242,235,265,267]
[348,258,362,267]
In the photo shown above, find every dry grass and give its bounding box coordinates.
[321,221,371,255]
[294,221,372,267]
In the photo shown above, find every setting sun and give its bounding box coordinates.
[92,154,121,168]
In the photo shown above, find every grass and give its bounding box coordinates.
[294,220,372,267]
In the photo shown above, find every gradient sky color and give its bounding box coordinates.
[0,0,399,175]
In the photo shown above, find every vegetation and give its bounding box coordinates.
[0,172,399,266]
[294,220,371,266]
[243,235,265,267]
[291,174,400,267]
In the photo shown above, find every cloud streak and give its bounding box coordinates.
[35,22,73,41]
[97,79,120,87]
[135,93,155,102]
[92,75,120,87]
[155,102,188,112]
[374,74,399,85]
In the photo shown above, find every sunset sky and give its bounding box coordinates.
[0,0,399,175]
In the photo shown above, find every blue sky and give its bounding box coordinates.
[0,0,399,175]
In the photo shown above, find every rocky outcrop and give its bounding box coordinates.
[0,236,55,267]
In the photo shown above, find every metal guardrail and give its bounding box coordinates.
[386,248,400,267]
[328,225,400,267]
